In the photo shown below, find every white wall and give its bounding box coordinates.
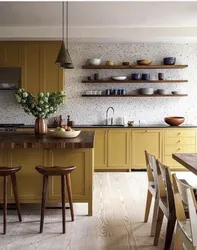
[0,43,196,126]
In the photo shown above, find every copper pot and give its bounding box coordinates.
[164,117,185,126]
[34,118,48,135]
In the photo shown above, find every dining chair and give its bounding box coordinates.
[153,160,176,250]
[144,150,159,236]
[172,173,197,250]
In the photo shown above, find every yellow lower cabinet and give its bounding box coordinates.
[7,149,47,202]
[131,129,162,169]
[94,129,107,169]
[164,128,196,170]
[47,149,93,204]
[107,129,131,169]
[0,149,8,200]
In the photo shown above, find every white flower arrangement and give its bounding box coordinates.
[15,88,65,118]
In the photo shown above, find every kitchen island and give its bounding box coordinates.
[0,131,95,216]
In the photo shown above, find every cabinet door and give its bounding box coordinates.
[94,129,107,169]
[22,42,41,96]
[0,149,8,201]
[131,129,162,169]
[0,41,23,66]
[40,42,64,93]
[48,149,92,202]
[7,149,47,202]
[108,129,131,169]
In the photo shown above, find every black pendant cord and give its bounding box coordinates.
[66,1,69,50]
[62,1,64,43]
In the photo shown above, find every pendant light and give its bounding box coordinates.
[55,1,74,69]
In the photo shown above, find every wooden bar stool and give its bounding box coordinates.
[0,166,22,234]
[35,165,76,234]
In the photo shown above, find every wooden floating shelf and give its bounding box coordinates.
[82,80,188,83]
[82,94,188,97]
[82,65,188,69]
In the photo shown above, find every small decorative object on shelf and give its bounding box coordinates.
[158,73,164,80]
[15,88,65,135]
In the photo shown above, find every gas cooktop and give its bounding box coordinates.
[0,123,24,127]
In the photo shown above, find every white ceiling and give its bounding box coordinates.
[0,1,197,42]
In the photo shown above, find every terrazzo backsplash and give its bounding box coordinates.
[0,43,197,125]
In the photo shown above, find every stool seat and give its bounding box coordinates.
[0,166,21,176]
[0,166,22,234]
[35,165,76,234]
[35,165,76,176]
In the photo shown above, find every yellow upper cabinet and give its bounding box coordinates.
[0,41,64,95]
[131,129,162,169]
[22,41,64,95]
[22,42,41,96]
[40,41,64,93]
[0,41,23,66]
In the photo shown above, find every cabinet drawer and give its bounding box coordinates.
[165,129,195,138]
[165,137,196,145]
[164,156,185,168]
[164,145,196,155]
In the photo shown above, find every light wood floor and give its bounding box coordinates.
[1,171,196,250]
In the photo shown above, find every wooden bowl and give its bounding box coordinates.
[164,117,185,126]
[137,60,152,65]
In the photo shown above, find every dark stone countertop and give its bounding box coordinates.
[0,131,95,149]
[19,124,197,129]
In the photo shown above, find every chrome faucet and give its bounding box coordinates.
[106,107,114,125]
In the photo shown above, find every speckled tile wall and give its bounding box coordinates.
[0,43,196,125]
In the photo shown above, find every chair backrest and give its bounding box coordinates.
[144,150,159,193]
[172,173,197,246]
[156,160,175,214]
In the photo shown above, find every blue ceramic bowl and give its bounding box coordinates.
[142,73,150,80]
[132,73,142,80]
[163,57,176,65]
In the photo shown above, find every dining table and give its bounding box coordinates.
[172,153,197,176]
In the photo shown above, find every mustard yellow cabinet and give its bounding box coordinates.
[0,41,64,95]
[22,41,64,95]
[108,129,131,169]
[93,129,107,169]
[47,148,94,215]
[22,42,41,96]
[131,129,163,169]
[80,128,107,169]
[163,128,196,170]
[7,149,47,202]
[0,41,23,66]
[40,42,64,93]
[0,149,7,200]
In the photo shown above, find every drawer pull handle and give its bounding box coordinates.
[178,140,180,143]
[178,148,180,151]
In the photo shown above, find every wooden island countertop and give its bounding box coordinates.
[0,131,94,149]
[0,131,95,215]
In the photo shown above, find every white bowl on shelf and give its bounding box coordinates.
[48,129,81,138]
[88,58,101,65]
[112,76,127,81]
[139,88,154,95]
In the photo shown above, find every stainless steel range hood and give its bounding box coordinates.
[0,67,21,90]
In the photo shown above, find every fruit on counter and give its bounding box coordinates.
[55,125,73,131]
[55,126,61,131]
[60,127,66,132]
